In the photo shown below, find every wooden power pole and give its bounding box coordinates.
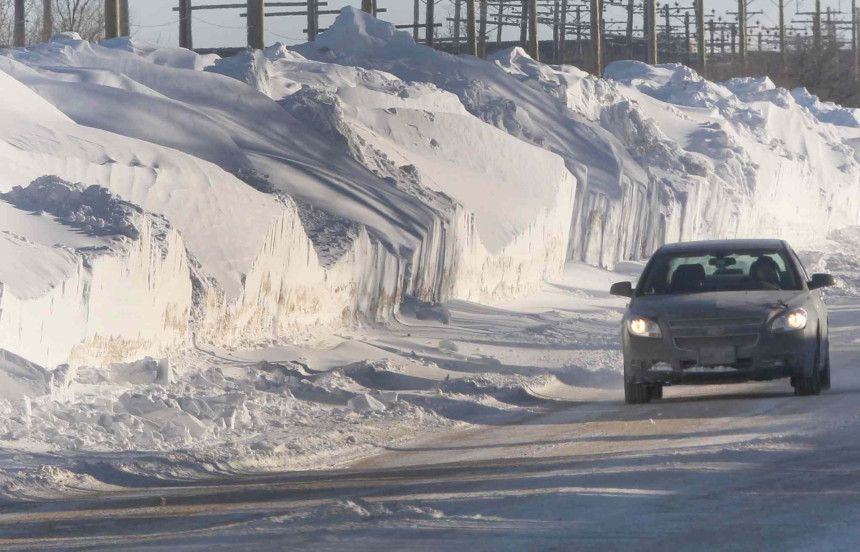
[413,0,420,41]
[120,0,130,36]
[559,0,568,62]
[479,0,488,57]
[426,0,435,46]
[779,0,786,70]
[307,0,318,40]
[591,0,602,75]
[179,0,193,49]
[467,0,477,55]
[247,0,264,50]
[646,0,657,63]
[696,0,706,74]
[813,0,821,50]
[454,0,462,51]
[520,0,528,47]
[854,0,859,77]
[42,0,54,42]
[738,0,747,67]
[626,0,634,57]
[361,0,373,13]
[105,0,121,40]
[13,0,25,46]
[529,0,539,60]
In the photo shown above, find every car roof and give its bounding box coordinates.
[655,239,787,254]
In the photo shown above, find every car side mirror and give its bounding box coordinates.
[610,281,634,298]
[808,273,835,290]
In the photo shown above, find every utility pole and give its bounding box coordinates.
[779,0,786,70]
[576,5,583,60]
[13,0,25,46]
[738,0,746,67]
[709,18,715,54]
[685,11,691,55]
[696,0,706,74]
[426,0,435,46]
[626,0,634,57]
[646,0,657,63]
[813,0,821,50]
[454,0,462,51]
[120,0,130,36]
[361,0,373,13]
[854,0,859,77]
[554,0,560,62]
[730,22,736,53]
[307,0,318,40]
[591,0,602,75]
[105,0,121,40]
[179,0,193,49]
[413,0,420,41]
[520,0,528,47]
[42,0,54,42]
[467,0,477,55]
[560,0,568,62]
[479,0,488,57]
[496,0,505,44]
[247,0,264,50]
[529,0,539,60]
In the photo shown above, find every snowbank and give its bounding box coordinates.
[2,8,860,369]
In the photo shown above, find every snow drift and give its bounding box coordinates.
[1,9,860,367]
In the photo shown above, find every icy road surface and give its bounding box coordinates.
[2,302,860,550]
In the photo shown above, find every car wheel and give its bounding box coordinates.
[795,341,821,397]
[650,385,663,400]
[624,378,651,404]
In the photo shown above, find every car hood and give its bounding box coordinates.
[630,290,808,321]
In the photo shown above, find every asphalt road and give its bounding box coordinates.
[2,300,860,551]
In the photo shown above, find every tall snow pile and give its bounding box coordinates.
[1,8,860,367]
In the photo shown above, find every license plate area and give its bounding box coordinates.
[698,347,737,366]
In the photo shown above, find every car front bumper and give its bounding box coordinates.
[624,326,816,385]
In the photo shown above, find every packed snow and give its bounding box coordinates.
[2,7,860,501]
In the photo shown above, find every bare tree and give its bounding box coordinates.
[52,0,103,42]
[0,0,41,46]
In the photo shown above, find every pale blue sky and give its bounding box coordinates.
[127,0,847,49]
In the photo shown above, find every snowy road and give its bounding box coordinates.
[2,300,859,551]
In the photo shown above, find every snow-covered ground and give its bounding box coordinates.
[3,9,860,542]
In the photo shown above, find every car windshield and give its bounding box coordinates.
[638,249,803,296]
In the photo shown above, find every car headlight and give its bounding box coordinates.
[771,308,808,332]
[628,317,662,338]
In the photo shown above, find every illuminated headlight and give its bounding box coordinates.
[628,317,662,338]
[771,308,808,332]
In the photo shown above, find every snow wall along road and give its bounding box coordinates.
[1,9,859,367]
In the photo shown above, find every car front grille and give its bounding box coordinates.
[668,317,763,351]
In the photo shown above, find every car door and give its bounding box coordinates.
[787,245,828,340]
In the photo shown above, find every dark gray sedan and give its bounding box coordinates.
[610,239,835,404]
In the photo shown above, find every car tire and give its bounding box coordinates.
[795,341,821,397]
[650,385,663,400]
[625,378,651,404]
